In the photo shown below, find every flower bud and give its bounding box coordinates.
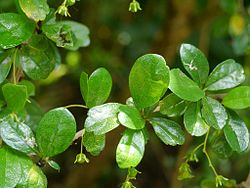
[74,153,89,164]
[129,0,142,13]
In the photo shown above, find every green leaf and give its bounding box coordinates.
[19,80,35,96]
[184,102,209,136]
[205,59,245,91]
[224,110,249,152]
[118,105,145,130]
[80,68,112,108]
[0,13,35,49]
[18,0,49,22]
[0,50,12,84]
[129,54,170,109]
[0,146,22,188]
[84,103,121,135]
[222,86,250,109]
[2,83,28,112]
[36,107,76,157]
[116,129,145,168]
[48,160,61,172]
[180,43,209,86]
[42,21,90,50]
[150,117,185,146]
[159,93,187,117]
[0,115,38,154]
[169,69,205,101]
[82,131,105,156]
[201,96,228,129]
[19,35,60,80]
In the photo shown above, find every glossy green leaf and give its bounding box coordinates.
[36,107,76,157]
[116,129,145,168]
[160,93,187,117]
[205,59,245,91]
[224,110,249,152]
[150,117,185,145]
[129,54,170,109]
[169,69,205,101]
[18,0,49,22]
[0,115,37,154]
[118,105,145,130]
[84,103,121,135]
[201,97,228,129]
[48,160,61,172]
[0,50,12,84]
[42,21,90,50]
[210,133,233,159]
[82,131,105,156]
[2,83,27,112]
[19,35,60,80]
[19,80,35,96]
[180,43,209,86]
[222,86,250,109]
[184,102,209,136]
[0,146,22,188]
[80,68,112,108]
[0,13,35,49]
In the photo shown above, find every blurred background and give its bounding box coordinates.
[1,0,250,187]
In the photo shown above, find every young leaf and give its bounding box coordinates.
[0,50,12,84]
[84,103,121,135]
[116,129,145,168]
[80,68,112,108]
[184,102,209,136]
[18,80,35,97]
[205,59,245,91]
[2,83,28,112]
[160,93,187,117]
[82,131,105,156]
[150,117,185,146]
[0,13,35,49]
[180,43,209,86]
[36,107,76,157]
[18,0,49,22]
[224,110,249,152]
[0,146,22,188]
[19,35,60,80]
[129,54,170,109]
[169,69,205,102]
[48,160,61,172]
[0,115,37,154]
[118,105,145,130]
[222,86,250,109]
[201,96,228,130]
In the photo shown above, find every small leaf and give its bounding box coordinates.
[82,131,105,156]
[180,43,209,86]
[48,160,61,172]
[0,146,22,188]
[169,69,205,102]
[2,83,27,112]
[19,80,35,97]
[80,68,112,108]
[0,13,35,49]
[118,105,145,130]
[184,102,209,136]
[0,115,38,154]
[150,117,185,146]
[19,35,60,80]
[0,50,12,84]
[129,54,170,109]
[224,110,249,152]
[18,0,49,22]
[222,86,250,109]
[84,103,121,135]
[201,96,228,130]
[205,59,245,91]
[160,93,187,117]
[116,129,145,169]
[36,107,76,157]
